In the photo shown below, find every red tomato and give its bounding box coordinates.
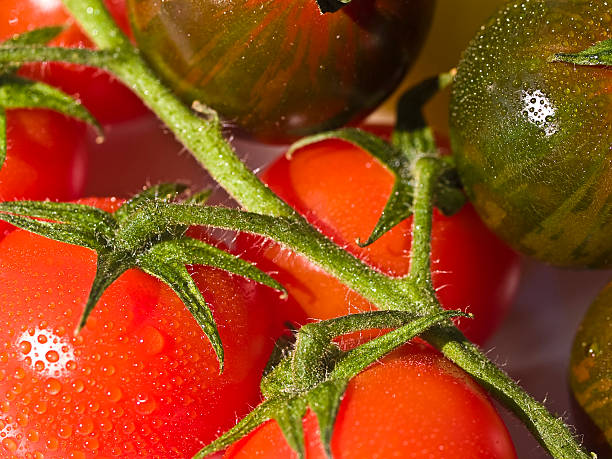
[0,198,285,457]
[237,132,521,344]
[224,342,517,458]
[0,0,148,125]
[0,109,88,238]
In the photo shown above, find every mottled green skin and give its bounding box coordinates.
[127,0,434,143]
[570,282,612,449]
[450,0,612,268]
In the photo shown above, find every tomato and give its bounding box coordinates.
[127,0,435,142]
[570,281,612,453]
[0,109,88,239]
[237,131,521,344]
[377,0,508,134]
[0,199,285,458]
[224,342,517,458]
[0,0,148,125]
[449,1,612,268]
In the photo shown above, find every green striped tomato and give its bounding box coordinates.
[570,281,612,452]
[450,0,612,268]
[127,0,434,142]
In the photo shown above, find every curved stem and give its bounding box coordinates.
[408,156,437,288]
[62,0,291,218]
[57,1,592,457]
[425,326,592,459]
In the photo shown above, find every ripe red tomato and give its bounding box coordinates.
[0,199,285,457]
[0,109,88,239]
[238,131,521,344]
[224,342,517,458]
[0,0,148,125]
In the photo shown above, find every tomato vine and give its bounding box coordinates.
[0,0,599,457]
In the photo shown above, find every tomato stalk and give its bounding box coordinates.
[2,0,587,456]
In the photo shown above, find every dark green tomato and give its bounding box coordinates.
[450,0,612,268]
[127,0,434,142]
[570,281,612,450]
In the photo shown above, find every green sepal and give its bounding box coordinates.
[0,186,291,372]
[138,242,224,371]
[115,183,189,222]
[288,127,414,247]
[551,39,612,66]
[77,254,127,333]
[306,379,348,458]
[196,309,467,458]
[3,26,65,47]
[0,75,101,133]
[0,75,101,172]
[0,200,116,245]
[274,398,308,458]
[192,399,283,458]
[1,26,66,74]
[315,0,351,14]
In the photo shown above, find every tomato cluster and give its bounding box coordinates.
[5,0,609,457]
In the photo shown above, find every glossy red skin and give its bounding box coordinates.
[238,132,521,344]
[128,0,434,142]
[224,343,517,458]
[0,109,88,238]
[0,198,284,458]
[0,0,148,125]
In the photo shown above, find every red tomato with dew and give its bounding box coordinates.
[237,128,521,344]
[224,342,517,458]
[0,0,148,125]
[0,198,285,458]
[0,109,88,239]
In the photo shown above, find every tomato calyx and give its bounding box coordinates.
[196,309,468,459]
[0,183,286,370]
[287,72,465,247]
[551,38,612,67]
[0,29,101,168]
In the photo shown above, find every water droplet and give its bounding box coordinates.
[46,437,59,450]
[106,386,122,403]
[138,326,165,355]
[84,437,99,451]
[1,437,17,452]
[45,351,59,363]
[19,341,32,354]
[58,425,72,439]
[45,378,62,395]
[33,401,47,415]
[27,430,39,442]
[77,418,93,435]
[72,380,85,393]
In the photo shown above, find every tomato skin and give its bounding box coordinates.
[0,109,88,238]
[570,282,612,451]
[238,133,521,344]
[0,0,148,125]
[127,0,434,142]
[224,343,517,458]
[450,0,612,268]
[0,204,284,458]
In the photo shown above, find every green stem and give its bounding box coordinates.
[57,1,592,457]
[62,0,291,218]
[408,157,437,287]
[425,326,592,459]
